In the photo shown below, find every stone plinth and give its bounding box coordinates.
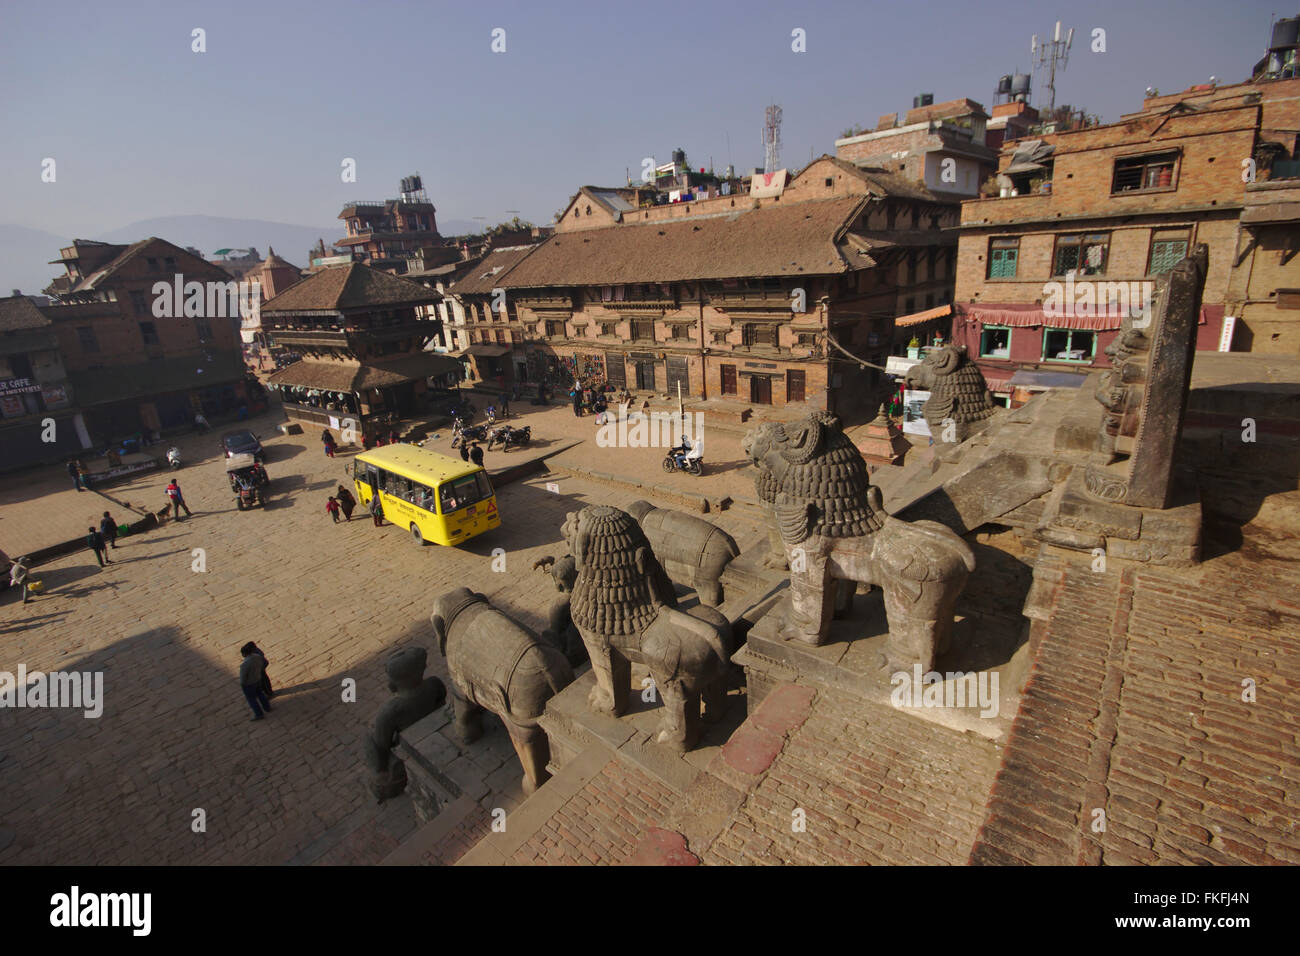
[538,662,746,798]
[734,591,1018,742]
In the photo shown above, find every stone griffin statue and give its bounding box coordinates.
[361,646,447,802]
[563,505,732,752]
[742,412,976,671]
[903,344,997,444]
[432,588,575,794]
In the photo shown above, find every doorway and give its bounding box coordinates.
[749,375,772,405]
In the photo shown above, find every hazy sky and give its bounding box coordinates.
[0,0,1283,237]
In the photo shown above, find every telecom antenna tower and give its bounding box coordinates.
[763,104,783,173]
[1031,21,1074,113]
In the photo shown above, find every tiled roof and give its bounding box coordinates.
[499,197,869,288]
[0,295,52,332]
[266,353,462,392]
[56,238,228,295]
[449,246,544,296]
[260,262,439,314]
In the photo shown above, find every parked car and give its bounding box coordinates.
[221,429,265,463]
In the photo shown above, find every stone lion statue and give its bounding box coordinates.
[742,412,976,671]
[562,505,732,752]
[903,344,997,444]
[361,647,446,802]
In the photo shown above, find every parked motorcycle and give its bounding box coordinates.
[488,425,532,451]
[451,422,488,448]
[485,405,497,426]
[166,446,182,470]
[663,441,703,476]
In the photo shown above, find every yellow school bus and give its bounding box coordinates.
[350,444,500,546]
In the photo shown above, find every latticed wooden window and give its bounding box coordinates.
[632,320,654,340]
[988,238,1019,278]
[1148,232,1189,275]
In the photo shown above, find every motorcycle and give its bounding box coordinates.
[488,425,531,451]
[485,405,497,426]
[663,441,703,476]
[451,422,488,448]
[166,447,182,470]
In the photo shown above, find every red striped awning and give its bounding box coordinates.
[957,303,1211,331]
[980,368,1015,392]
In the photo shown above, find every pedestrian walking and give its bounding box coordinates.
[459,442,470,463]
[86,527,112,566]
[241,641,274,698]
[469,443,484,468]
[500,392,510,418]
[99,511,119,549]
[10,556,31,604]
[67,460,85,492]
[239,645,272,721]
[165,478,192,519]
[369,493,384,527]
[336,485,356,521]
[326,496,341,522]
[571,388,582,417]
[321,428,336,458]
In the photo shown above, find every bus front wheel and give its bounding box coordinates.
[411,523,426,546]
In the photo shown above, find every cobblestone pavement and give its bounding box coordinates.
[0,408,763,865]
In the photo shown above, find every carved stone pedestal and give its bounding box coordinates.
[538,662,746,798]
[734,591,1017,741]
[1036,465,1202,567]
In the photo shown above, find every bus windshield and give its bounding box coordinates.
[438,472,493,514]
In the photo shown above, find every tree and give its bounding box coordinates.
[483,216,536,236]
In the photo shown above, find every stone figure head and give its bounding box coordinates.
[551,554,576,593]
[563,505,676,637]
[902,345,996,438]
[742,412,883,540]
[384,646,429,695]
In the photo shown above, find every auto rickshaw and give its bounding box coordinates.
[227,453,269,510]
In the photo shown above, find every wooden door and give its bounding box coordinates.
[749,375,772,405]
[786,369,805,403]
[720,364,737,395]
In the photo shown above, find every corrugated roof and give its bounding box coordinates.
[260,262,439,314]
[69,352,246,406]
[499,196,868,288]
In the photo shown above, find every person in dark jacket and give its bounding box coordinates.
[86,527,111,566]
[99,511,119,549]
[68,460,86,491]
[239,645,272,720]
[240,641,274,698]
[459,442,470,462]
[336,485,356,521]
[469,443,484,468]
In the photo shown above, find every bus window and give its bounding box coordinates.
[415,485,436,511]
[438,472,492,514]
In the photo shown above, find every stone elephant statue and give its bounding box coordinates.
[431,588,575,793]
[361,646,447,802]
[743,411,975,672]
[562,505,733,752]
[626,500,740,606]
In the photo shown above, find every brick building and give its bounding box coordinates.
[951,75,1300,403]
[0,295,83,469]
[41,238,253,441]
[835,96,998,199]
[336,175,446,274]
[442,157,961,417]
[238,247,304,349]
[262,262,459,433]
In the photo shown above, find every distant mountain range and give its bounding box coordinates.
[0,214,486,296]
